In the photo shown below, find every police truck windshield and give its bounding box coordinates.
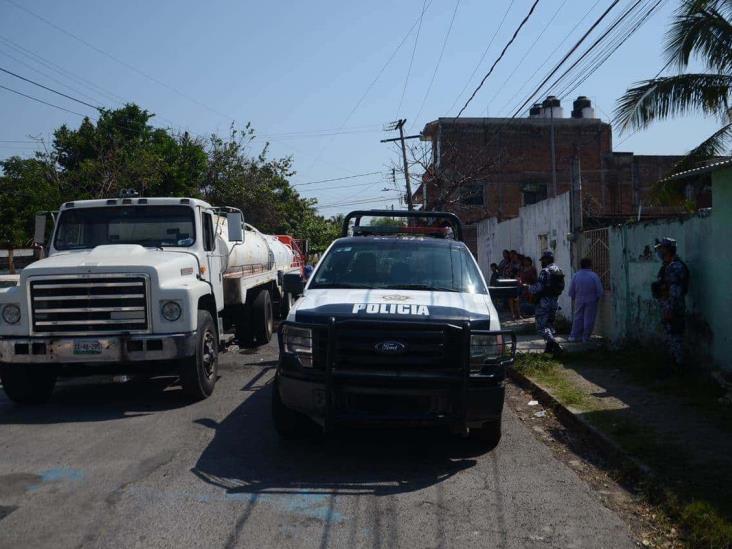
[309,240,487,294]
[54,206,196,250]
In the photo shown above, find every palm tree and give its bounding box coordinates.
[615,0,732,173]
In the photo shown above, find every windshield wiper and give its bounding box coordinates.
[381,284,459,292]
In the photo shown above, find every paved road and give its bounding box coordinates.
[0,339,634,548]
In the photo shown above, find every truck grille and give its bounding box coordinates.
[30,276,148,334]
[332,326,460,372]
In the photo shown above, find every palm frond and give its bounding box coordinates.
[665,1,732,73]
[671,121,732,173]
[614,73,731,131]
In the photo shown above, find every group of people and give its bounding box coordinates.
[490,248,604,355]
[487,238,688,368]
[489,249,539,321]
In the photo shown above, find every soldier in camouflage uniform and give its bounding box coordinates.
[652,237,689,368]
[528,250,565,355]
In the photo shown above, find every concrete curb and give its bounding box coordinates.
[508,366,653,478]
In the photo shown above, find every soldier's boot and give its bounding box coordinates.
[552,341,565,356]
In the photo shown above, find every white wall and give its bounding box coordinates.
[477,193,573,316]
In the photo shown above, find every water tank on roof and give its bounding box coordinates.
[571,96,595,119]
[541,96,563,118]
[529,103,543,118]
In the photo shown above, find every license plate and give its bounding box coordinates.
[73,340,102,355]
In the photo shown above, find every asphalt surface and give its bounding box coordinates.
[0,338,635,548]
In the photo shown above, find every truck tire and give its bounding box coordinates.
[252,289,273,344]
[271,377,312,438]
[180,310,218,401]
[0,364,56,404]
[279,291,293,319]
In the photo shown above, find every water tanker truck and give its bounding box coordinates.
[0,194,304,403]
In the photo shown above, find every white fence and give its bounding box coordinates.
[477,193,573,316]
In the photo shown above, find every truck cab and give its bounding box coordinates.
[0,194,297,404]
[273,210,516,445]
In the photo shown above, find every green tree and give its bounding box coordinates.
[615,0,732,174]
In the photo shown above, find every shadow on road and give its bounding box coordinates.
[193,374,492,498]
[0,376,190,424]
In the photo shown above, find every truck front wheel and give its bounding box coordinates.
[0,364,57,404]
[180,310,218,401]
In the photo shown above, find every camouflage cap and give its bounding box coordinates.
[540,249,555,261]
[654,237,677,249]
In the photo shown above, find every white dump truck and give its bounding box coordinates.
[0,194,304,403]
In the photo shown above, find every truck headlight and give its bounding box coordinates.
[161,301,182,321]
[470,334,505,373]
[1,304,21,325]
[282,325,313,368]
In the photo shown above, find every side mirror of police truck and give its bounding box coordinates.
[283,272,305,297]
[34,213,48,245]
[227,212,244,242]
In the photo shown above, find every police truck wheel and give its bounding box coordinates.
[180,310,218,401]
[0,364,56,404]
[252,290,273,344]
[470,418,502,447]
[271,377,311,438]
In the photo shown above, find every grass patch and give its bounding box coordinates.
[514,354,598,412]
[564,347,732,433]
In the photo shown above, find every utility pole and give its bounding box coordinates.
[382,119,421,211]
[550,107,557,197]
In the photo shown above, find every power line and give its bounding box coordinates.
[292,171,383,187]
[510,0,623,117]
[496,0,603,115]
[485,0,570,110]
[0,84,87,116]
[317,194,402,209]
[2,0,236,122]
[0,34,127,106]
[304,0,434,173]
[446,0,513,116]
[0,66,100,110]
[396,0,429,117]
[411,0,462,128]
[536,0,650,101]
[297,179,388,193]
[456,0,541,118]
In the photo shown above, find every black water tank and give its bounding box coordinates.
[572,96,592,118]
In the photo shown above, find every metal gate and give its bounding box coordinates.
[579,228,610,292]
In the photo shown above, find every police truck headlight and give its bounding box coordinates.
[282,325,313,368]
[470,334,504,373]
[1,303,21,324]
[161,301,182,321]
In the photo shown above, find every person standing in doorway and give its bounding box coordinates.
[497,250,511,277]
[568,258,604,343]
[651,237,689,369]
[528,250,565,355]
[489,263,499,287]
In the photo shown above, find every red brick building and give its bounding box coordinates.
[413,96,703,251]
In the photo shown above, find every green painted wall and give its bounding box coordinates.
[603,166,731,370]
[708,167,732,369]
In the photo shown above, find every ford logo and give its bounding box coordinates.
[374,341,406,354]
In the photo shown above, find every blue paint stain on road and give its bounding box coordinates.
[224,492,344,523]
[28,468,85,492]
[40,468,85,482]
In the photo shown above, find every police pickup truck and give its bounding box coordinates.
[274,210,515,444]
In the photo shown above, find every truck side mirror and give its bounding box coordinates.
[283,272,305,297]
[34,213,48,245]
[227,212,244,242]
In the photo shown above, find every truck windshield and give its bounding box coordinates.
[310,240,488,294]
[54,206,196,250]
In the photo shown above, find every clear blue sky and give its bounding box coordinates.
[0,0,719,216]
